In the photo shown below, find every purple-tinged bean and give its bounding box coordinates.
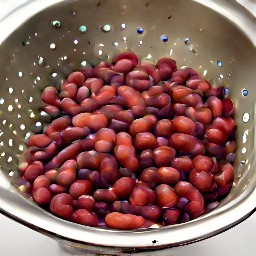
[84,78,104,94]
[155,184,178,208]
[76,195,95,211]
[24,161,44,182]
[69,180,92,199]
[76,86,90,103]
[67,71,85,87]
[205,142,224,159]
[129,183,155,206]
[62,127,90,143]
[189,169,213,192]
[156,57,177,80]
[28,134,53,148]
[163,208,181,225]
[173,116,196,136]
[171,156,193,172]
[154,119,174,138]
[49,184,67,194]
[72,209,98,226]
[153,146,176,167]
[60,83,77,100]
[113,177,136,199]
[205,96,223,118]
[41,86,60,107]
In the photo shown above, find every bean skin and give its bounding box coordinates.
[126,69,152,92]
[113,51,139,71]
[44,116,71,136]
[139,167,158,184]
[56,167,76,187]
[140,60,161,83]
[60,82,77,100]
[49,184,67,194]
[163,208,181,225]
[154,119,174,137]
[156,57,177,80]
[156,167,181,185]
[205,125,228,145]
[192,155,214,173]
[67,71,85,87]
[189,169,213,192]
[133,132,157,150]
[60,98,83,116]
[171,156,193,172]
[113,177,136,198]
[72,209,98,227]
[205,96,223,118]
[186,79,211,93]
[155,184,178,208]
[93,189,118,203]
[222,98,235,117]
[76,86,90,103]
[28,134,53,148]
[50,193,74,220]
[41,86,60,107]
[214,163,234,188]
[32,187,52,205]
[32,175,51,191]
[129,115,156,136]
[169,133,205,156]
[205,142,224,158]
[77,151,101,170]
[24,161,44,182]
[129,184,155,206]
[76,195,95,211]
[105,212,145,230]
[137,205,162,222]
[84,78,104,94]
[62,127,90,143]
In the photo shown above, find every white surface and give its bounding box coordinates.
[1,0,256,255]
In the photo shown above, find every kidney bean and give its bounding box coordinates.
[205,96,223,118]
[174,181,205,218]
[137,205,162,222]
[60,159,77,170]
[76,195,95,211]
[212,117,235,135]
[69,180,92,199]
[170,85,193,102]
[140,60,161,83]
[80,134,96,151]
[28,134,53,148]
[186,79,210,92]
[156,57,177,80]
[24,161,44,182]
[105,212,145,230]
[94,128,115,153]
[205,142,224,158]
[109,119,129,132]
[156,167,181,185]
[77,151,101,170]
[72,113,108,132]
[84,78,104,94]
[115,110,134,123]
[50,193,74,220]
[67,71,85,87]
[129,184,155,206]
[100,154,120,185]
[111,201,137,215]
[76,86,90,103]
[154,119,174,138]
[80,66,95,80]
[156,137,169,147]
[94,202,110,217]
[205,86,225,99]
[155,184,178,208]
[95,66,123,85]
[96,105,123,118]
[117,86,146,116]
[32,187,52,205]
[62,127,90,143]
[45,169,58,182]
[214,163,234,188]
[129,115,156,136]
[113,177,136,199]
[222,98,235,117]
[113,51,138,71]
[60,98,83,116]
[139,149,154,169]
[93,189,118,203]
[169,133,205,156]
[60,83,77,100]
[145,106,160,116]
[45,116,71,136]
[71,209,98,227]
[172,116,196,136]
[133,132,156,150]
[163,208,181,225]
[112,58,134,74]
[224,141,236,156]
[205,125,228,145]
[51,142,82,168]
[49,184,67,194]
[188,107,213,125]
[33,175,51,191]
[192,155,214,173]
[94,85,116,105]
[80,98,99,112]
[171,68,199,84]
[41,86,60,107]
[126,69,152,92]
[171,156,193,172]
[43,104,61,118]
[153,146,176,167]
[56,167,76,187]
[217,182,232,198]
[77,169,100,187]
[179,93,203,108]
[189,169,213,192]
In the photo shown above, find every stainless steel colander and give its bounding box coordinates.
[1,0,256,255]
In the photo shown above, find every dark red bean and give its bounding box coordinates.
[214,163,234,188]
[129,184,155,206]
[173,103,188,116]
[60,83,77,100]
[50,193,74,220]
[60,159,77,170]
[94,202,110,217]
[113,51,138,71]
[80,98,99,112]
[96,105,123,119]
[169,133,205,156]
[56,168,76,187]
[72,209,98,226]
[49,184,67,194]
[139,167,157,184]
[77,151,101,170]
[77,169,100,186]
[109,119,129,132]
[153,146,176,167]
[41,86,60,107]
[126,69,152,92]
[62,127,90,143]
[156,57,177,80]
[28,134,53,148]
[205,86,225,99]
[43,104,61,118]
[140,60,161,83]
[212,117,235,135]
[205,96,223,118]
[45,169,58,182]
[45,116,71,136]
[186,79,211,93]
[156,137,169,147]
[222,98,235,117]
[93,189,118,203]
[173,116,196,135]
[80,66,95,80]
[205,125,228,145]
[33,175,50,191]
[105,212,145,230]
[189,169,213,192]
[139,149,154,169]
[171,156,193,172]
[76,86,90,103]
[69,180,92,199]
[24,161,44,182]
[163,208,181,225]
[112,59,134,74]
[113,177,136,198]
[138,205,162,222]
[192,155,214,173]
[155,184,178,208]
[156,167,181,185]
[174,181,205,218]
[67,71,85,87]
[154,119,174,138]
[129,115,156,136]
[133,132,156,150]
[94,128,115,153]
[84,78,104,94]
[205,142,224,158]
[94,85,116,105]
[32,187,52,205]
[76,195,95,211]
[60,98,83,116]
[72,113,108,132]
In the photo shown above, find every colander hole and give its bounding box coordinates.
[242,89,248,96]
[160,35,168,42]
[51,20,61,28]
[225,88,229,96]
[19,145,24,151]
[137,27,144,34]
[9,171,14,177]
[217,60,222,67]
[73,39,79,45]
[50,43,56,50]
[113,42,118,47]
[8,139,13,147]
[241,160,247,165]
[20,124,25,130]
[242,113,250,123]
[121,23,126,29]
[241,147,247,154]
[184,37,190,44]
[8,87,13,94]
[18,72,23,77]
[0,98,4,104]
[7,105,13,112]
[7,156,12,163]
[102,24,111,32]
[79,25,87,33]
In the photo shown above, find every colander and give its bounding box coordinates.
[0,0,256,255]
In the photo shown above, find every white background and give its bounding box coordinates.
[1,0,256,255]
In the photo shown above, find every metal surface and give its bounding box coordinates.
[0,0,256,254]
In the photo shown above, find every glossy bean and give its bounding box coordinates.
[32,187,52,205]
[44,116,71,136]
[28,134,53,148]
[69,180,92,199]
[156,57,177,80]
[60,83,77,100]
[67,71,85,87]
[155,184,178,208]
[171,156,193,172]
[173,116,196,135]
[76,86,90,103]
[84,78,104,94]
[192,155,214,173]
[49,184,67,194]
[77,151,101,170]
[41,86,60,107]
[129,184,155,206]
[56,167,76,187]
[60,98,83,116]
[154,119,174,138]
[24,161,44,182]
[189,169,213,192]
[72,209,98,226]
[186,79,211,93]
[163,208,181,225]
[133,132,156,150]
[156,167,181,185]
[222,98,235,117]
[214,163,234,188]
[126,69,152,92]
[205,96,223,118]
[113,177,136,199]
[153,146,176,167]
[93,189,118,203]
[205,142,224,158]
[76,195,95,211]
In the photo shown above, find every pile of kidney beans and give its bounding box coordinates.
[19,51,236,230]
